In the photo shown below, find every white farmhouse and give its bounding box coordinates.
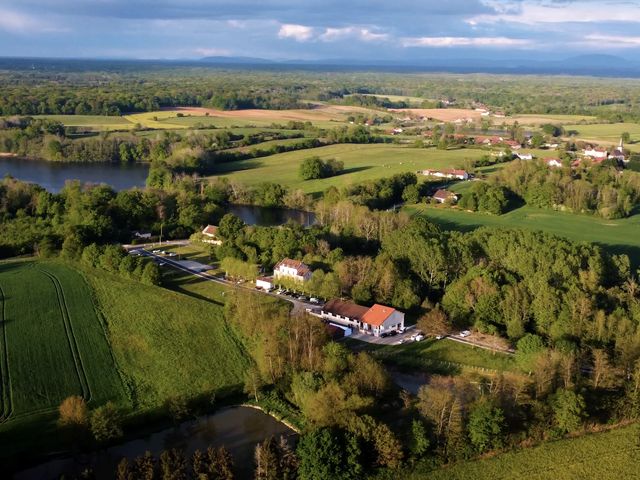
[274,258,312,283]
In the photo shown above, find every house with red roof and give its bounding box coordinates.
[319,299,405,336]
[432,189,458,204]
[361,304,405,336]
[274,258,312,283]
[583,146,608,160]
[201,225,222,245]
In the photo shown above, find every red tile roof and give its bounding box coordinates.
[362,304,396,327]
[275,258,311,276]
[202,225,218,236]
[433,189,455,201]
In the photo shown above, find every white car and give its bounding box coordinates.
[413,334,425,342]
[459,330,471,338]
[152,249,161,254]
[435,335,443,340]
[309,297,319,304]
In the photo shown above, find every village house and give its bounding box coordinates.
[273,258,312,283]
[545,158,563,168]
[420,168,469,180]
[433,189,458,203]
[201,225,222,245]
[503,139,522,150]
[255,276,274,291]
[318,299,405,337]
[609,139,627,162]
[516,152,534,160]
[583,146,608,160]
[474,135,504,146]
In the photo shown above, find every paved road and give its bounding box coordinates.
[133,247,311,314]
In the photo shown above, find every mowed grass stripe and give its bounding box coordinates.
[0,283,11,420]
[39,270,91,402]
[0,263,84,417]
[38,263,127,408]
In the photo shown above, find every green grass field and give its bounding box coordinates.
[507,113,597,126]
[564,122,640,151]
[348,337,515,375]
[37,115,135,130]
[85,265,250,408]
[0,261,125,420]
[401,423,639,480]
[206,144,489,194]
[405,204,640,266]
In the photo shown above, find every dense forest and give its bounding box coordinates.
[4,67,640,119]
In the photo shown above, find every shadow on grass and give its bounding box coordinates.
[337,165,372,176]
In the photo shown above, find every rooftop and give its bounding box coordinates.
[322,299,369,320]
[362,304,396,327]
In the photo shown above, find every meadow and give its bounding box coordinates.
[400,423,640,480]
[564,122,640,151]
[205,144,489,194]
[349,337,516,375]
[507,113,597,126]
[405,204,640,266]
[85,265,251,408]
[0,260,125,421]
[39,114,135,130]
[0,258,252,466]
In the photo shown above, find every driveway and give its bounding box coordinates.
[133,248,311,314]
[347,326,416,345]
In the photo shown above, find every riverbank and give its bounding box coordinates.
[14,405,295,480]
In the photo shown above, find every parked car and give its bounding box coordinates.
[388,330,398,337]
[380,332,390,338]
[413,334,425,342]
[435,335,443,340]
[309,297,319,304]
[152,249,161,254]
[459,330,471,338]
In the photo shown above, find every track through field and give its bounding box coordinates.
[40,270,91,403]
[0,284,12,421]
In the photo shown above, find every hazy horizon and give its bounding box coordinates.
[2,1,640,62]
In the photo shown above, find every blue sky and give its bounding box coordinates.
[1,0,640,60]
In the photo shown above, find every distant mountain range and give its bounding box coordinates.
[199,53,640,77]
[1,54,639,77]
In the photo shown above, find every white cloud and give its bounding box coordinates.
[194,47,232,56]
[278,23,314,41]
[470,1,639,25]
[402,36,531,47]
[581,34,640,47]
[319,26,389,42]
[0,7,67,33]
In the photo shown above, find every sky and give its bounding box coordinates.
[1,0,640,61]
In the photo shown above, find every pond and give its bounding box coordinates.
[15,406,295,480]
[0,157,149,192]
[229,204,316,227]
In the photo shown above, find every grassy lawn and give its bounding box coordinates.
[405,204,640,267]
[347,337,516,375]
[399,423,640,480]
[206,144,489,195]
[85,266,250,408]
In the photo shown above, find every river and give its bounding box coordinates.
[0,157,149,192]
[0,157,317,226]
[228,204,316,227]
[15,406,295,480]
